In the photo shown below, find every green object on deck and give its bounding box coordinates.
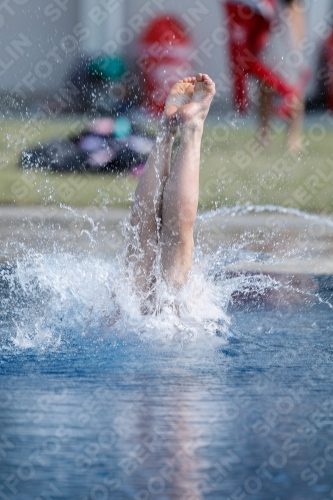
[114,117,131,138]
[89,56,127,81]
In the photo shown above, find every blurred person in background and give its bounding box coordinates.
[222,0,308,152]
[258,0,308,152]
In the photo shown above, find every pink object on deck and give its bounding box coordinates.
[130,164,145,178]
[89,118,115,136]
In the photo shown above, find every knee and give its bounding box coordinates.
[162,210,196,236]
[161,223,194,252]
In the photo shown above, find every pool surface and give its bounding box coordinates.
[0,206,333,500]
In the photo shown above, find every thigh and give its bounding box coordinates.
[159,228,194,289]
[125,221,158,296]
[225,2,252,110]
[248,13,271,55]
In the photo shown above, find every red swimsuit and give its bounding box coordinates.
[223,0,296,113]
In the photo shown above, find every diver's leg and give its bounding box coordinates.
[127,77,199,295]
[160,73,216,288]
[127,122,175,294]
[258,82,274,146]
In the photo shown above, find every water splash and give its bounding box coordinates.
[1,252,232,351]
[199,203,333,229]
[0,204,329,351]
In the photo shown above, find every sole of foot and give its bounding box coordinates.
[164,73,216,129]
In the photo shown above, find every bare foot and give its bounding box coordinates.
[162,76,196,134]
[164,73,215,129]
[164,76,196,117]
[189,73,216,121]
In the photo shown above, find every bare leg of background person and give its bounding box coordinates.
[257,1,307,153]
[258,82,274,146]
[160,73,215,288]
[286,0,307,153]
[287,95,304,153]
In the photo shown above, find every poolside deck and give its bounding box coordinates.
[1,205,332,275]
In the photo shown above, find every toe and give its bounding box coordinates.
[183,77,195,87]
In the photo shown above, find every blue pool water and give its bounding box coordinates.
[0,208,333,500]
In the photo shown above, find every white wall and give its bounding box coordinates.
[303,0,332,95]
[122,0,332,101]
[124,0,228,92]
[0,0,80,94]
[1,0,331,99]
[79,0,126,54]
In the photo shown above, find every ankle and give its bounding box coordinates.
[180,119,204,137]
[158,117,177,140]
[157,124,176,143]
